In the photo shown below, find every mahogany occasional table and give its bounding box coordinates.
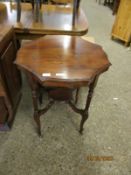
[15,35,111,136]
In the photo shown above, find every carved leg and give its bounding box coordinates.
[39,93,43,105]
[38,86,43,105]
[26,72,55,136]
[68,76,98,134]
[34,111,41,136]
[79,111,88,134]
[79,76,98,134]
[75,88,79,104]
[32,91,42,136]
[31,88,54,136]
[26,73,41,136]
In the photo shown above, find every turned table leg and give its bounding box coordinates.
[75,88,79,104]
[32,90,41,136]
[68,76,98,134]
[26,72,54,136]
[26,72,42,135]
[79,76,98,133]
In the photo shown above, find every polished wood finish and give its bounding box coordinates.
[0,77,9,125]
[0,97,8,124]
[0,26,22,129]
[16,36,110,88]
[15,35,111,136]
[1,39,21,106]
[0,75,12,128]
[50,0,73,4]
[17,0,81,23]
[0,2,88,39]
[111,0,131,45]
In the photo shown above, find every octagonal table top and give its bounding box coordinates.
[15,35,111,88]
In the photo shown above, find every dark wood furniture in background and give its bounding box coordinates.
[0,2,88,40]
[0,76,9,128]
[97,0,120,15]
[0,26,22,130]
[17,0,81,23]
[15,35,111,136]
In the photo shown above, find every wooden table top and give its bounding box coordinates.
[15,35,111,88]
[0,2,88,39]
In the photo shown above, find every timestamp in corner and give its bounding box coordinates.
[87,155,114,161]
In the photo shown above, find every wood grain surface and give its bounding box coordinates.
[15,35,111,88]
[0,2,88,39]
